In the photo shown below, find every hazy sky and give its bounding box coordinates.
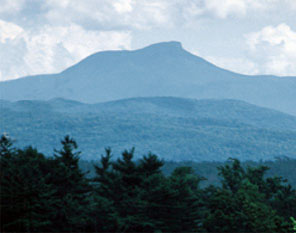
[0,0,295,81]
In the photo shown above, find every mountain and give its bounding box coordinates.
[0,41,295,115]
[1,97,296,161]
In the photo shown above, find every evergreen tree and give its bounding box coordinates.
[291,217,296,232]
[2,136,296,232]
[105,148,153,232]
[167,167,204,232]
[92,149,204,232]
[1,145,57,232]
[0,134,15,158]
[203,159,292,232]
[90,148,122,232]
[51,135,92,232]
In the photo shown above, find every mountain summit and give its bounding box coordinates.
[140,41,183,50]
[0,41,295,115]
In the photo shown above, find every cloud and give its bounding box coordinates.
[1,0,296,81]
[205,56,258,75]
[113,0,133,13]
[44,0,172,30]
[173,0,279,20]
[43,0,287,32]
[0,20,131,81]
[203,0,248,18]
[200,0,288,19]
[285,0,296,9]
[0,0,25,14]
[245,23,296,76]
[43,0,283,27]
[0,19,24,42]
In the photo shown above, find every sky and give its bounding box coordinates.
[0,0,295,81]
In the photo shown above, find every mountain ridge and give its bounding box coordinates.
[1,97,296,161]
[0,41,295,115]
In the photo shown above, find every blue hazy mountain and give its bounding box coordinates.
[0,41,295,115]
[1,97,296,161]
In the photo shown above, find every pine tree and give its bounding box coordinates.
[0,134,15,158]
[90,148,121,232]
[291,217,296,232]
[168,167,204,232]
[51,135,92,232]
[93,149,167,232]
[110,148,152,232]
[203,159,292,232]
[92,149,205,232]
[1,146,57,232]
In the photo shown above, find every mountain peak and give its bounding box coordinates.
[1,40,296,116]
[141,41,183,51]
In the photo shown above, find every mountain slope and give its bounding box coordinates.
[1,97,296,161]
[0,41,295,115]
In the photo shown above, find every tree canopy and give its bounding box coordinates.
[1,135,295,232]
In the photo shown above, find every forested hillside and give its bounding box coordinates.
[1,135,295,232]
[1,97,296,161]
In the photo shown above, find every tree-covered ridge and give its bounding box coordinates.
[2,97,296,161]
[1,135,295,232]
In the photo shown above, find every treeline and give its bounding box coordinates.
[80,157,296,188]
[1,135,296,232]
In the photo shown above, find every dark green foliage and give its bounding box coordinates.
[0,137,57,232]
[91,148,203,232]
[203,159,294,232]
[50,136,92,232]
[54,135,80,169]
[0,136,91,232]
[1,136,295,232]
[160,158,296,188]
[204,181,286,232]
[291,217,296,232]
[167,167,204,231]
[0,134,15,158]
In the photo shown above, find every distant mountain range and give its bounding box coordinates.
[0,41,295,115]
[1,97,296,161]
